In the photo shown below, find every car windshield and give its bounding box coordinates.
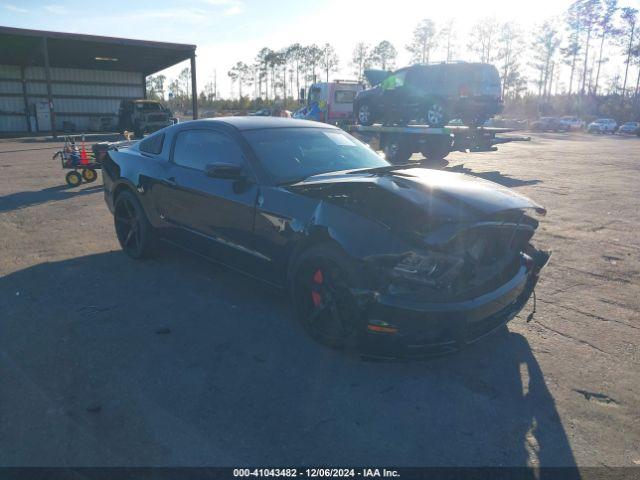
[243,127,389,184]
[135,103,162,111]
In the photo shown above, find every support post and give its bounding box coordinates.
[20,65,31,133]
[190,53,198,119]
[42,36,57,137]
[142,73,147,99]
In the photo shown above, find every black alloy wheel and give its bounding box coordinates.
[292,245,363,349]
[357,103,374,126]
[114,191,155,259]
[426,100,448,127]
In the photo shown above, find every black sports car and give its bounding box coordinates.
[102,117,550,357]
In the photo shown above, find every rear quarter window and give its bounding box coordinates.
[139,133,165,155]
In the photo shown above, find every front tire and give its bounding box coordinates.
[113,190,156,259]
[290,244,364,349]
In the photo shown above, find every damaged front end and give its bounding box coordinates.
[360,207,551,358]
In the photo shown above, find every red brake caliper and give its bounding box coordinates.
[311,269,324,307]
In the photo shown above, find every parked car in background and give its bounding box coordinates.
[484,117,528,130]
[354,62,503,127]
[530,117,570,132]
[102,117,550,356]
[117,99,174,138]
[249,108,292,118]
[587,118,617,134]
[617,121,640,135]
[560,116,585,131]
[249,108,273,117]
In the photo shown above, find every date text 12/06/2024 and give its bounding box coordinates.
[233,469,400,478]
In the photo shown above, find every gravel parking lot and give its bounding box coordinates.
[0,132,638,467]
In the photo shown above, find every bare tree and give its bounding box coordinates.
[351,42,371,82]
[255,48,273,99]
[468,17,500,63]
[530,21,561,97]
[227,67,239,99]
[495,23,525,98]
[286,43,303,98]
[406,19,438,64]
[620,7,638,99]
[563,2,583,95]
[319,43,339,82]
[147,74,166,100]
[228,61,250,98]
[594,0,619,95]
[573,0,603,96]
[304,44,323,84]
[370,40,397,70]
[439,19,457,62]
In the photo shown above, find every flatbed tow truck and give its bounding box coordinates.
[347,123,531,164]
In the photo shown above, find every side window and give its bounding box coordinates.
[173,129,244,171]
[139,132,165,155]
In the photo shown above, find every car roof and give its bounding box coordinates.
[181,117,339,131]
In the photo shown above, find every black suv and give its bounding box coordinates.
[354,63,503,127]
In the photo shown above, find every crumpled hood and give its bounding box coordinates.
[289,168,543,223]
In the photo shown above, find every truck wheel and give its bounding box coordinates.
[426,100,448,127]
[133,125,143,139]
[421,135,453,161]
[356,103,375,126]
[383,136,413,164]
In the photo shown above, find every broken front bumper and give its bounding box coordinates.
[362,250,550,358]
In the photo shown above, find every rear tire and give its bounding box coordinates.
[383,135,413,164]
[426,100,449,127]
[356,102,375,126]
[113,190,156,259]
[290,243,364,350]
[421,135,453,161]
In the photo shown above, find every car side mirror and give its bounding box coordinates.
[205,163,245,180]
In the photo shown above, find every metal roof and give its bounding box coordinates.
[0,26,196,74]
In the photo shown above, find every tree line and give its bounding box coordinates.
[147,0,640,118]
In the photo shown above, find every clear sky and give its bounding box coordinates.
[2,0,640,97]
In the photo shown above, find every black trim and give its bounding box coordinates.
[0,78,144,88]
[0,93,140,101]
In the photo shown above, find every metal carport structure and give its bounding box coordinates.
[0,26,197,137]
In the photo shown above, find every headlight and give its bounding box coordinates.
[390,251,465,287]
[365,251,464,289]
[393,252,439,279]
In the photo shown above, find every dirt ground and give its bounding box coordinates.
[0,132,638,467]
